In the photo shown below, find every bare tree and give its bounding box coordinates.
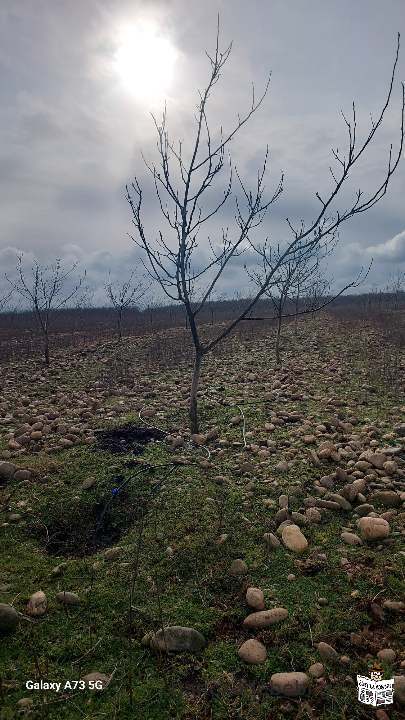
[386,270,405,310]
[245,239,335,364]
[139,298,163,328]
[127,24,404,432]
[69,283,95,345]
[292,258,329,333]
[5,255,86,366]
[304,273,332,320]
[105,271,147,341]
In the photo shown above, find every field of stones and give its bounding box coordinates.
[0,314,404,719]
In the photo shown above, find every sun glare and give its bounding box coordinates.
[114,22,177,101]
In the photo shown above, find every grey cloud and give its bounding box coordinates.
[56,184,117,213]
[0,0,404,303]
[366,229,405,262]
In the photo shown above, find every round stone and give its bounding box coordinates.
[147,626,206,653]
[308,662,324,678]
[341,531,362,546]
[17,698,33,710]
[246,587,265,610]
[0,603,19,635]
[377,648,396,663]
[281,524,308,553]
[394,676,405,705]
[0,462,17,483]
[56,591,80,605]
[238,638,267,664]
[263,532,281,548]
[243,607,288,629]
[26,591,47,617]
[229,559,248,576]
[357,517,390,541]
[81,672,110,690]
[270,672,309,697]
[317,641,339,663]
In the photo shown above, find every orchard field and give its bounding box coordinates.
[0,314,404,719]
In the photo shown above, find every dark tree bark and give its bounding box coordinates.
[190,350,203,433]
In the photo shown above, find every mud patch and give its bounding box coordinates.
[30,484,146,557]
[94,423,165,454]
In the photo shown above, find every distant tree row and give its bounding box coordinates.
[3,255,146,365]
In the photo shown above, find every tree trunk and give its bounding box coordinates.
[275,312,282,366]
[294,290,299,336]
[44,334,50,366]
[189,351,203,433]
[118,310,123,341]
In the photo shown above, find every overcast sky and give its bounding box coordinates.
[1,0,404,305]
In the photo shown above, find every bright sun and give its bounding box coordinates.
[114,22,177,101]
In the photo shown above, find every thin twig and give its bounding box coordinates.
[71,637,103,666]
[236,405,247,448]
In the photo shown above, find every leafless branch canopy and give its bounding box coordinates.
[127,25,404,357]
[105,270,148,339]
[105,271,147,311]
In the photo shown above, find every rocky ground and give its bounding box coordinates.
[0,315,404,719]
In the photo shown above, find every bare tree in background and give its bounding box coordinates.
[245,236,366,350]
[246,241,332,364]
[145,299,164,327]
[5,255,86,366]
[305,273,332,320]
[105,271,147,341]
[292,257,329,333]
[127,24,404,432]
[69,283,95,345]
[387,270,405,310]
